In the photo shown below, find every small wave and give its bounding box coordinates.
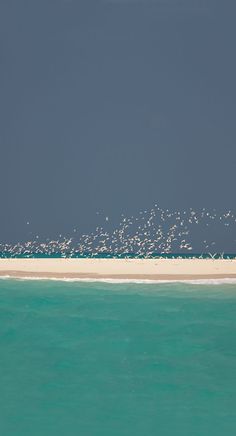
[1,275,236,285]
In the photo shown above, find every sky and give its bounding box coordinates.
[0,0,236,243]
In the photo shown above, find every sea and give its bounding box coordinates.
[1,278,236,436]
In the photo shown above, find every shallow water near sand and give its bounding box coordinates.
[1,279,236,435]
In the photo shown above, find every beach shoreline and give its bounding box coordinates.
[0,258,236,281]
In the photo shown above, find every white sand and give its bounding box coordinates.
[0,258,236,280]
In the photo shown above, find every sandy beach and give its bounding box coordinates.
[0,258,236,281]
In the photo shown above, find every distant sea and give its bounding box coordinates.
[0,252,236,258]
[1,279,236,436]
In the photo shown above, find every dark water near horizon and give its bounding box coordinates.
[1,252,236,258]
[1,279,236,435]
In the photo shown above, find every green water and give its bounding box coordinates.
[1,279,236,435]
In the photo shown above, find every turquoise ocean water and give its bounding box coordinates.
[1,279,236,435]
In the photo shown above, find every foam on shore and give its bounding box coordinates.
[1,275,236,286]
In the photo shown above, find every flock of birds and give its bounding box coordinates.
[1,205,236,258]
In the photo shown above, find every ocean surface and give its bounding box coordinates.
[1,279,236,435]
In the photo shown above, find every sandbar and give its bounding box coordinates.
[0,258,236,281]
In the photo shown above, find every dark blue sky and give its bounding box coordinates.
[1,0,236,242]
